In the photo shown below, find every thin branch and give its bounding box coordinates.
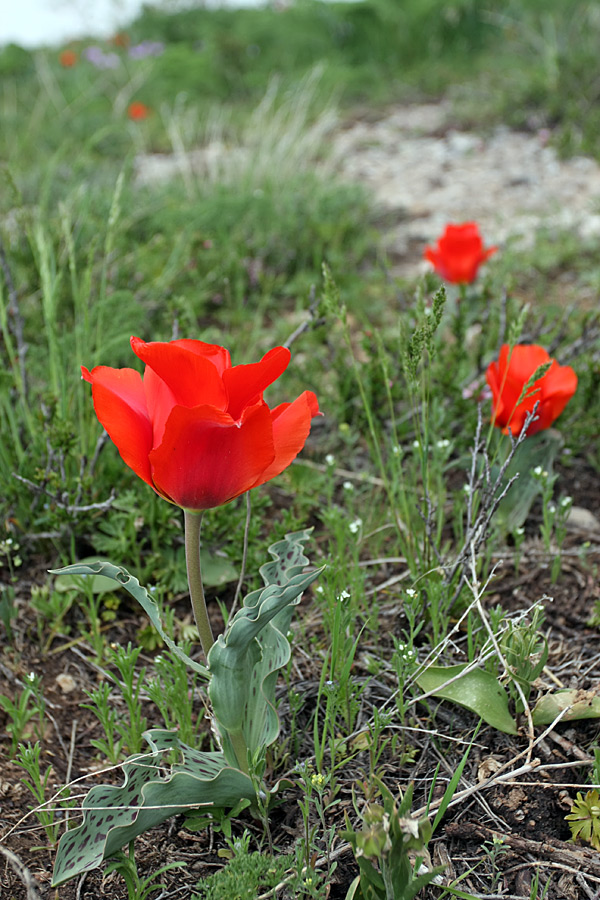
[11,472,115,514]
[0,846,43,900]
[283,284,324,348]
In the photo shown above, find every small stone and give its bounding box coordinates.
[567,506,600,535]
[55,673,77,694]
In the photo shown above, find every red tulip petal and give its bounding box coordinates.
[142,365,177,448]
[533,364,578,433]
[487,345,577,435]
[168,339,231,376]
[130,337,228,410]
[423,246,442,268]
[149,403,275,510]
[504,344,551,384]
[425,223,496,283]
[223,346,291,420]
[251,391,319,489]
[540,362,578,401]
[82,366,154,487]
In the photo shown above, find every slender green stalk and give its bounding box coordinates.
[183,510,215,658]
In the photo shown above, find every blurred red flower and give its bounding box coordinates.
[486,343,577,436]
[82,337,320,511]
[128,101,150,121]
[424,222,497,283]
[59,50,78,68]
[111,32,130,48]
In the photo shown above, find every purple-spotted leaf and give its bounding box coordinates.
[52,729,254,886]
[209,529,323,761]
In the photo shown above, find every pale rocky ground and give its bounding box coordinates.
[331,102,600,277]
[136,100,600,279]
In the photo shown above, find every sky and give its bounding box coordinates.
[1,0,263,48]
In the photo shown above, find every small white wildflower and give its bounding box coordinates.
[27,672,36,683]
[548,503,556,514]
[343,481,354,492]
[412,440,420,449]
[515,526,525,536]
[154,655,163,665]
[560,496,572,508]
[463,483,472,494]
[314,585,324,595]
[436,439,450,449]
[325,453,335,466]
[533,465,543,476]
[338,589,351,602]
[349,518,362,534]
[392,445,401,455]
[405,588,417,598]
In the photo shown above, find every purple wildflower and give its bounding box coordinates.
[128,41,164,60]
[83,46,121,70]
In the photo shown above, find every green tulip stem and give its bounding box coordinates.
[184,510,214,658]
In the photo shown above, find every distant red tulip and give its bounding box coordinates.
[111,32,130,48]
[128,101,150,121]
[82,337,320,511]
[424,222,497,284]
[486,344,577,437]
[59,50,78,68]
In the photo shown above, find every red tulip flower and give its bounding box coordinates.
[486,344,577,437]
[59,49,78,68]
[82,337,320,511]
[424,222,497,284]
[128,101,150,121]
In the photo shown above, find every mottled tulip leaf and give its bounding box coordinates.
[52,531,323,885]
[209,529,323,761]
[52,729,255,886]
[52,557,122,595]
[532,688,600,725]
[50,561,208,677]
[416,664,517,735]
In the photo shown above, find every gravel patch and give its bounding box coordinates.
[332,102,600,275]
[135,101,600,277]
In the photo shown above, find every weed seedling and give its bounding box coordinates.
[105,840,185,900]
[0,678,45,756]
[15,741,68,847]
[109,642,148,755]
[82,681,124,764]
[566,789,600,850]
[146,646,203,746]
[342,779,443,900]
